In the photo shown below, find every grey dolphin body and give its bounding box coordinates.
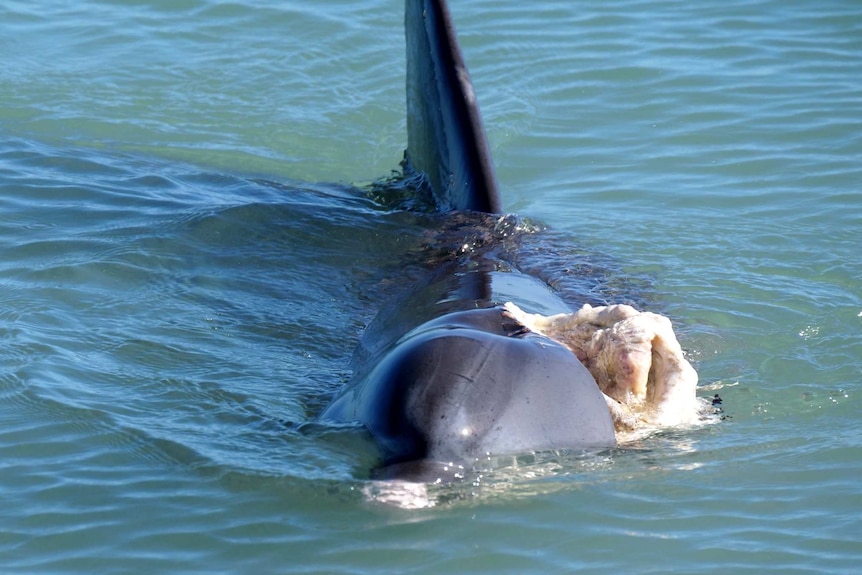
[320,0,616,470]
[322,278,616,469]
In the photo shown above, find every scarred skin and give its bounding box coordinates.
[503,302,704,433]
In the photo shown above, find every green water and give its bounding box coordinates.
[2,0,860,572]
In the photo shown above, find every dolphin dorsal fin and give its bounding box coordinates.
[405,0,502,214]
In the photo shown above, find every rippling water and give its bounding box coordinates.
[2,0,860,572]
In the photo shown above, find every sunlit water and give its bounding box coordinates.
[2,0,860,572]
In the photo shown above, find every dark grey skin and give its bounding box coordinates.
[320,0,617,472]
[322,288,615,468]
[404,0,501,212]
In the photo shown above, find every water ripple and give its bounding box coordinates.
[2,0,861,572]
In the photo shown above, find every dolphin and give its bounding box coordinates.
[320,0,616,473]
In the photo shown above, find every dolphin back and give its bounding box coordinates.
[405,0,502,213]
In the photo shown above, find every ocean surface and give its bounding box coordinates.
[2,0,860,572]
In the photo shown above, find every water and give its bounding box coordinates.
[2,0,860,572]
